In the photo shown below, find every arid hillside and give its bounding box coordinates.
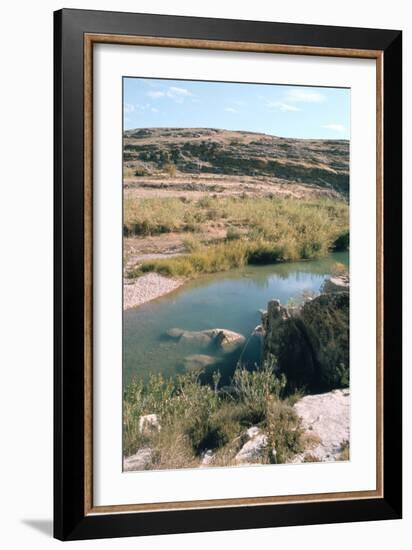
[124,127,349,199]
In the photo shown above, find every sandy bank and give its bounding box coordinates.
[123,273,183,310]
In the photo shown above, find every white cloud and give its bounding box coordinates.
[124,103,135,113]
[146,86,192,103]
[151,107,159,113]
[147,90,165,98]
[168,86,191,97]
[166,86,192,103]
[266,101,300,112]
[285,89,325,103]
[224,107,238,113]
[322,123,346,133]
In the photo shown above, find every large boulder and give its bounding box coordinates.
[290,388,350,463]
[212,329,246,353]
[165,327,245,353]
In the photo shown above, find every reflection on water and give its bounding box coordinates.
[123,252,349,386]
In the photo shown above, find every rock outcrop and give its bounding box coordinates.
[124,127,349,197]
[290,388,350,463]
[262,277,349,392]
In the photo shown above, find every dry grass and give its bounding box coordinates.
[125,196,348,278]
[123,363,303,470]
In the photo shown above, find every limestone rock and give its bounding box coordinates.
[213,329,246,353]
[290,388,350,463]
[322,274,350,294]
[235,426,268,464]
[165,327,245,352]
[139,414,161,435]
[200,449,214,467]
[123,448,153,471]
[166,328,185,339]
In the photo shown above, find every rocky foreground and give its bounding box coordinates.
[123,273,350,470]
[124,388,350,471]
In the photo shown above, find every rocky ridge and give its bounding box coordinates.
[124,127,349,197]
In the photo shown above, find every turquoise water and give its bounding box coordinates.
[123,252,349,386]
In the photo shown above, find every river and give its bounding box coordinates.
[123,251,349,386]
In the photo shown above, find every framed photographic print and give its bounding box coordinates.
[54,8,402,541]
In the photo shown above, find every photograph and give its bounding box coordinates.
[122,77,350,472]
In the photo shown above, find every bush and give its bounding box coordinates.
[264,292,349,393]
[333,230,349,251]
[134,166,150,177]
[226,227,242,241]
[232,361,286,420]
[163,161,177,177]
[265,395,303,464]
[123,363,301,468]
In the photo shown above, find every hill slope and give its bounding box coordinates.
[124,127,349,198]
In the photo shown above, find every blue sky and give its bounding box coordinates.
[123,77,350,140]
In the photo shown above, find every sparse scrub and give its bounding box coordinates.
[123,363,301,469]
[337,440,350,461]
[225,226,242,241]
[163,161,177,177]
[125,195,348,270]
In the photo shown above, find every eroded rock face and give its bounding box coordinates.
[290,388,350,463]
[123,448,153,471]
[124,127,349,197]
[262,290,349,393]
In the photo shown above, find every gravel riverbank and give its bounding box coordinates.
[123,273,183,310]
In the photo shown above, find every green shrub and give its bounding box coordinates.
[265,395,303,464]
[265,292,349,393]
[232,361,286,420]
[123,363,301,468]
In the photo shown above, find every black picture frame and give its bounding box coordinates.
[54,8,402,541]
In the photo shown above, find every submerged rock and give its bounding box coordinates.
[165,327,245,353]
[166,328,185,339]
[184,354,219,371]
